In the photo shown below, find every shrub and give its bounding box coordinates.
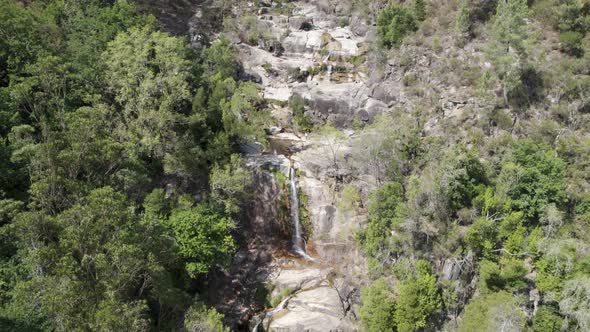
[532,305,564,332]
[339,184,362,211]
[459,291,526,332]
[456,0,471,38]
[184,302,229,332]
[289,95,312,132]
[377,4,418,48]
[413,0,426,21]
[559,30,584,56]
[402,73,418,86]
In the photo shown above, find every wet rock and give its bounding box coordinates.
[241,69,263,84]
[266,126,283,135]
[240,142,264,155]
[246,154,291,177]
[318,205,337,234]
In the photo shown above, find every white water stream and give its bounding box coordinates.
[289,167,314,261]
[252,296,290,332]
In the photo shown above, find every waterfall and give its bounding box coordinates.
[252,296,290,332]
[289,167,314,261]
[323,51,332,82]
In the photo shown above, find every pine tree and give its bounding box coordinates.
[492,0,529,53]
[456,0,470,38]
[488,0,530,107]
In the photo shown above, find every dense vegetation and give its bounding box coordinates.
[0,0,269,330]
[357,0,590,331]
[1,0,590,331]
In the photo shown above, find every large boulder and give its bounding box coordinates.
[267,286,355,332]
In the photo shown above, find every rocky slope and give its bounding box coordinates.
[234,1,388,127]
[162,0,590,330]
[192,1,501,330]
[190,2,382,330]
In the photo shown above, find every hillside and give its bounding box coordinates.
[0,0,589,331]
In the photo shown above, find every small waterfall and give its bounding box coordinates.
[252,296,290,332]
[322,50,331,63]
[289,167,314,261]
[323,51,332,82]
[325,64,332,82]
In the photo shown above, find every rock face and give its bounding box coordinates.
[255,263,357,332]
[205,1,382,330]
[220,130,367,331]
[270,286,351,331]
[236,1,389,127]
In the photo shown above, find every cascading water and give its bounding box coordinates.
[325,64,332,82]
[252,296,290,332]
[323,51,332,82]
[289,167,314,261]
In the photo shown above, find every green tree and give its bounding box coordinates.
[377,4,418,48]
[357,182,404,260]
[488,0,530,106]
[459,291,526,332]
[532,305,563,332]
[209,154,252,215]
[456,0,471,39]
[0,0,52,84]
[394,264,442,332]
[202,36,237,80]
[165,203,235,277]
[497,140,566,220]
[360,278,396,332]
[12,187,186,331]
[63,0,151,105]
[492,0,529,50]
[183,302,229,332]
[103,25,192,157]
[465,217,498,257]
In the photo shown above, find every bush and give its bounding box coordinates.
[413,0,426,21]
[532,305,564,332]
[289,95,312,132]
[459,291,526,332]
[184,302,229,332]
[456,0,471,38]
[560,30,584,56]
[377,4,418,48]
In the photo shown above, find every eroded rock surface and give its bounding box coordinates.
[236,1,386,127]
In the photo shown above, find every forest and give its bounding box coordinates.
[0,0,590,331]
[0,0,264,330]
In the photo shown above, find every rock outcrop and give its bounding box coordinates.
[236,1,388,127]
